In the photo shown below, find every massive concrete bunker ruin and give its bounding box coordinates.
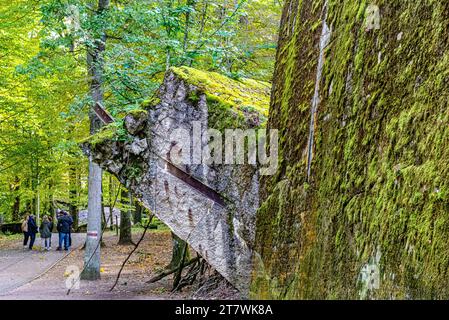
[83,67,270,294]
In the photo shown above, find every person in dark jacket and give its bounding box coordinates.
[47,216,54,249]
[27,214,38,250]
[57,211,73,251]
[56,212,62,250]
[39,215,52,251]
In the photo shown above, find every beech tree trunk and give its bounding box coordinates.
[118,187,133,245]
[81,0,109,281]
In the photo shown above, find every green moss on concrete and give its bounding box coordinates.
[126,109,148,117]
[81,108,149,146]
[252,0,449,299]
[80,113,143,146]
[79,122,121,146]
[171,66,270,124]
[141,96,160,108]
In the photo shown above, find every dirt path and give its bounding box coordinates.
[0,229,240,300]
[0,233,85,296]
[0,230,190,300]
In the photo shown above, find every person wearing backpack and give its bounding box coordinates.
[21,215,29,249]
[39,215,52,251]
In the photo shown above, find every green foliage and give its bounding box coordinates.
[0,0,89,221]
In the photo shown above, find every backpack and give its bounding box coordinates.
[21,219,28,232]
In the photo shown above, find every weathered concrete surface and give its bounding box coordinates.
[84,67,269,295]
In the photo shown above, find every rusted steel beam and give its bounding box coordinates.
[162,158,227,208]
[93,102,114,124]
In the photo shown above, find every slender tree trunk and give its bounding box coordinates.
[183,0,196,51]
[81,0,110,281]
[101,181,106,227]
[69,160,78,229]
[35,159,40,226]
[44,180,50,214]
[199,0,208,35]
[165,0,174,71]
[108,175,114,230]
[168,232,189,269]
[29,159,37,216]
[183,0,196,66]
[118,187,133,245]
[47,180,56,232]
[133,201,142,225]
[12,194,20,221]
[11,176,20,221]
[77,168,82,207]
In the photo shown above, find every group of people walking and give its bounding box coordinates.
[21,210,74,251]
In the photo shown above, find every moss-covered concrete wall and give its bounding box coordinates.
[252,0,449,299]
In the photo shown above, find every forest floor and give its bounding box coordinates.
[0,228,205,300]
